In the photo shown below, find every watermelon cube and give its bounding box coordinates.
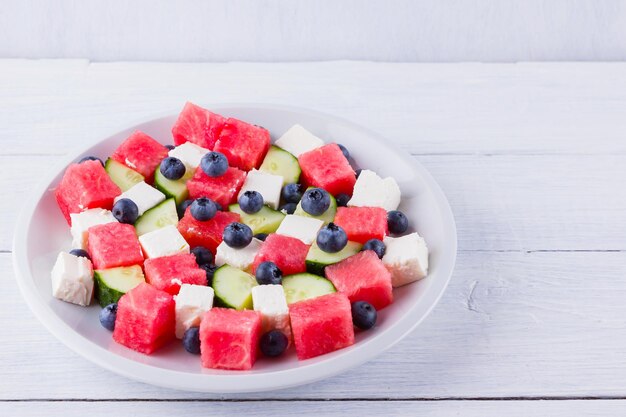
[290,292,355,360]
[55,160,121,224]
[199,308,262,370]
[298,144,356,196]
[144,253,207,295]
[325,250,393,310]
[252,234,309,276]
[177,209,240,253]
[111,131,169,182]
[113,283,176,354]
[186,166,246,208]
[214,118,271,171]
[333,206,388,244]
[172,102,225,149]
[87,222,144,270]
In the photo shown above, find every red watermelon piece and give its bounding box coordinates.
[325,250,393,310]
[253,234,309,276]
[113,283,175,354]
[171,102,225,149]
[111,131,169,182]
[200,308,262,370]
[298,144,356,196]
[177,209,240,253]
[333,206,388,244]
[55,160,121,224]
[144,253,207,295]
[214,118,271,171]
[87,222,144,270]
[186,166,246,208]
[289,292,355,360]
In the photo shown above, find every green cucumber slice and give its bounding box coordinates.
[212,265,258,310]
[105,158,144,191]
[282,273,336,304]
[228,204,285,235]
[154,166,194,205]
[259,145,301,185]
[94,265,145,307]
[294,187,337,225]
[305,241,362,276]
[134,198,178,236]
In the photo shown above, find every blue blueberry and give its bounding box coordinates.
[301,188,331,216]
[337,143,350,160]
[254,233,268,241]
[191,246,213,266]
[259,330,288,357]
[281,183,302,203]
[223,222,253,248]
[362,239,386,259]
[387,210,409,235]
[182,327,201,354]
[335,193,350,207]
[255,261,282,285]
[351,301,377,330]
[99,303,117,331]
[112,198,139,224]
[200,263,218,286]
[214,201,223,211]
[177,199,194,219]
[316,222,348,253]
[280,202,297,214]
[159,156,186,180]
[69,248,91,261]
[79,156,104,166]
[190,197,217,221]
[355,169,363,178]
[165,144,175,150]
[200,151,228,177]
[239,190,264,214]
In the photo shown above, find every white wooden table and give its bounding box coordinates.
[1,60,625,416]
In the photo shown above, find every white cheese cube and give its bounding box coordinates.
[51,252,94,306]
[215,238,263,272]
[274,124,325,157]
[382,233,429,287]
[348,169,401,211]
[238,169,283,209]
[168,142,209,170]
[275,215,323,245]
[70,208,117,250]
[138,225,189,258]
[174,284,214,338]
[251,285,291,338]
[114,181,165,216]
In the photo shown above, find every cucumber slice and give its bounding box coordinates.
[294,187,337,225]
[134,198,178,236]
[259,145,301,185]
[154,165,194,205]
[212,265,258,310]
[228,204,285,235]
[105,158,144,191]
[94,265,145,307]
[282,273,336,305]
[305,241,362,276]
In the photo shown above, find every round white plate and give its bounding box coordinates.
[13,104,456,393]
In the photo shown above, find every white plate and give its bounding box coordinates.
[12,104,457,393]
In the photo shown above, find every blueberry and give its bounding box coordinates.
[223,222,253,248]
[165,144,175,150]
[191,246,213,266]
[69,248,91,261]
[281,183,302,204]
[79,156,104,166]
[351,301,377,330]
[335,193,350,207]
[239,190,264,214]
[280,202,297,214]
[99,303,117,331]
[259,330,288,357]
[182,327,201,354]
[355,169,363,178]
[362,239,386,259]
[177,199,194,219]
[254,233,268,241]
[190,197,217,221]
[200,151,228,177]
[112,198,139,224]
[301,188,330,216]
[255,261,282,285]
[316,222,348,253]
[159,156,186,180]
[337,143,350,160]
[214,201,223,211]
[200,263,218,286]
[387,210,409,235]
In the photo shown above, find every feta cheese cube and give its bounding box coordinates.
[139,225,189,258]
[215,238,263,272]
[174,284,214,338]
[274,124,324,157]
[51,252,94,306]
[275,214,323,245]
[238,169,283,209]
[251,284,291,338]
[382,233,429,287]
[70,208,117,250]
[114,181,165,216]
[348,169,401,211]
[168,142,209,170]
